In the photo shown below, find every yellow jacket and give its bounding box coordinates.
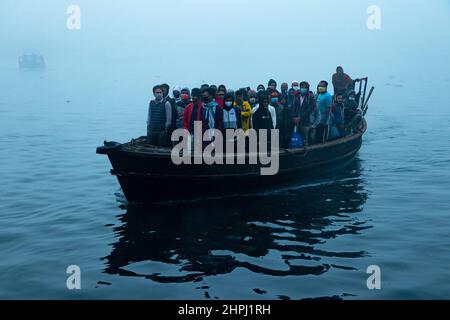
[234,101,252,132]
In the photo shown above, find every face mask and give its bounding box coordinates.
[202,96,210,104]
[300,88,308,95]
[349,97,356,101]
[318,87,326,93]
[271,98,278,104]
[224,101,233,107]
[155,93,163,100]
[249,98,256,104]
[181,94,189,100]
[293,86,299,91]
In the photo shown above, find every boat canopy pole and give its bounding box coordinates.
[358,77,369,109]
[357,80,363,105]
[362,86,375,116]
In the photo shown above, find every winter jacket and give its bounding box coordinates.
[222,106,242,130]
[292,92,317,127]
[183,102,204,134]
[147,99,172,131]
[252,105,276,130]
[234,101,252,132]
[252,106,274,131]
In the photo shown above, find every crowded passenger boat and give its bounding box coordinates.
[97,66,373,202]
[146,66,369,150]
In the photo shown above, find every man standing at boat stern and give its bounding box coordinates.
[147,85,172,147]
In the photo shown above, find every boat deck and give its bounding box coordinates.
[118,119,366,157]
[120,137,172,155]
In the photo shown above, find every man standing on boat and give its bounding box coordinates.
[183,88,203,133]
[147,85,172,147]
[201,86,224,133]
[316,81,333,143]
[291,81,319,146]
[252,94,276,132]
[332,66,360,98]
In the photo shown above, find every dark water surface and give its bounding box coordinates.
[1,64,449,300]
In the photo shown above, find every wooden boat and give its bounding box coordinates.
[97,118,367,203]
[98,78,373,203]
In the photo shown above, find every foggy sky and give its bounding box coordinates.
[1,0,450,88]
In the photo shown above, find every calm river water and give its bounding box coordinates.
[1,0,450,299]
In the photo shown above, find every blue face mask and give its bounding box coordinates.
[271,98,279,104]
[300,88,308,95]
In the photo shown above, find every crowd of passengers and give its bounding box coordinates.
[147,66,364,149]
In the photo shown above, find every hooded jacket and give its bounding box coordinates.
[234,101,252,132]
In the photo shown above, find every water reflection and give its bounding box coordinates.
[102,159,370,290]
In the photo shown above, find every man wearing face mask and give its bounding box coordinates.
[223,93,242,131]
[316,80,333,143]
[247,90,258,109]
[147,85,172,147]
[174,87,191,130]
[201,86,223,133]
[291,81,320,146]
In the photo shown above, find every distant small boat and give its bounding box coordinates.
[18,54,46,70]
[97,119,368,203]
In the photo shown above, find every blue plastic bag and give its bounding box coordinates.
[329,125,341,139]
[289,127,304,149]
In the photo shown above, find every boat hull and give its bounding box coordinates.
[99,120,366,203]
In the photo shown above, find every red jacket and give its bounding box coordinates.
[183,102,204,132]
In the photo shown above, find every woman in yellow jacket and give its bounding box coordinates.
[234,89,252,133]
